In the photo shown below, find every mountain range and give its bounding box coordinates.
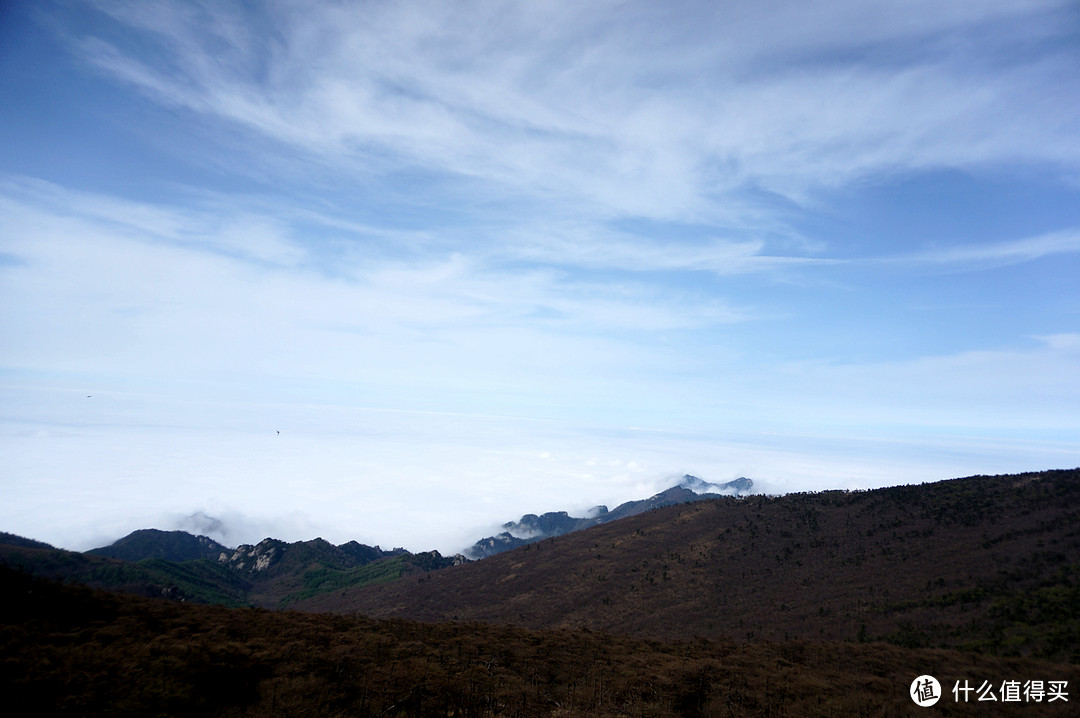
[3,469,1079,661]
[0,474,743,608]
[1,528,463,608]
[3,468,1079,714]
[467,474,752,557]
[297,468,1080,662]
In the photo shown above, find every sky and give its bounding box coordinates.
[2,0,1079,555]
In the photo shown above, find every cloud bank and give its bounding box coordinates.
[1,0,1078,552]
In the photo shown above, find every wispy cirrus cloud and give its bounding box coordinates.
[891,229,1080,270]
[72,0,1080,224]
[497,224,836,276]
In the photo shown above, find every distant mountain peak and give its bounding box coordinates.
[86,528,230,563]
[678,474,753,495]
[466,475,753,559]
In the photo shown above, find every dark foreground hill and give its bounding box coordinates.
[0,531,55,550]
[3,564,1077,717]
[298,469,1080,663]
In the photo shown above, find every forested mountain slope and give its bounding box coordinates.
[299,469,1080,662]
[4,564,1078,716]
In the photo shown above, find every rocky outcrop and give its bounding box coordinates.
[221,538,286,573]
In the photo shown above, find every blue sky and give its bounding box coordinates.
[2,0,1079,553]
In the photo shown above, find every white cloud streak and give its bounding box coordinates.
[73,0,1080,224]
[893,229,1080,270]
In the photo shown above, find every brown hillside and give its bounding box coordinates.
[296,469,1080,661]
[3,564,1079,716]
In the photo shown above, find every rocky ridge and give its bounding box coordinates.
[466,474,753,558]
